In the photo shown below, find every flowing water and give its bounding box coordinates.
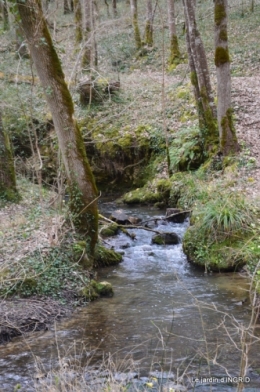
[0,204,260,391]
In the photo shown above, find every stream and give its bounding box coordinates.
[0,203,260,391]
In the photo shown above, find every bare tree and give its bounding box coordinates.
[130,0,142,50]
[214,0,239,155]
[145,0,153,47]
[167,0,181,66]
[82,0,97,69]
[183,0,218,149]
[0,109,18,201]
[74,0,83,43]
[2,0,9,30]
[112,0,117,17]
[64,0,73,14]
[17,0,99,260]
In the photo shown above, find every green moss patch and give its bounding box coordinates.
[94,244,123,267]
[100,222,119,237]
[123,177,171,206]
[215,46,230,66]
[215,3,226,26]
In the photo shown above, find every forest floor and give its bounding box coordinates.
[232,76,260,201]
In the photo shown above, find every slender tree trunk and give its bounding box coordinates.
[74,0,83,43]
[130,0,142,50]
[15,25,29,58]
[0,109,18,201]
[183,10,204,130]
[167,0,180,66]
[64,0,72,13]
[82,0,97,69]
[183,0,218,148]
[145,0,153,46]
[214,0,239,155]
[17,0,99,259]
[112,0,117,17]
[2,0,9,30]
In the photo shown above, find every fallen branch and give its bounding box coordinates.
[98,214,161,236]
[140,209,191,226]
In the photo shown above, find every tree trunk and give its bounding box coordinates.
[17,0,99,259]
[214,0,239,155]
[74,0,83,43]
[82,0,97,69]
[64,0,72,14]
[2,0,9,30]
[145,0,153,47]
[0,109,18,201]
[15,26,29,58]
[112,0,117,17]
[130,0,142,50]
[167,0,180,66]
[183,0,218,149]
[183,9,204,131]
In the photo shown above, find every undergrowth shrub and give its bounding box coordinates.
[169,126,207,172]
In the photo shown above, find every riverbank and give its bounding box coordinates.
[0,178,123,343]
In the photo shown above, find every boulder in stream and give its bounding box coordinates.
[110,210,142,225]
[100,222,119,237]
[165,208,190,223]
[152,232,179,245]
[91,280,114,297]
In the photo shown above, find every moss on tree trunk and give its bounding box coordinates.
[0,110,18,201]
[167,0,181,66]
[17,0,99,260]
[74,0,83,43]
[214,0,239,155]
[145,0,153,47]
[130,0,142,50]
[169,34,181,66]
[183,0,218,150]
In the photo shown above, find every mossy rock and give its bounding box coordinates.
[183,227,248,272]
[100,223,119,237]
[151,234,164,245]
[123,187,161,205]
[79,284,99,301]
[152,232,179,245]
[123,177,171,206]
[91,280,114,297]
[94,244,122,267]
[156,179,171,202]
